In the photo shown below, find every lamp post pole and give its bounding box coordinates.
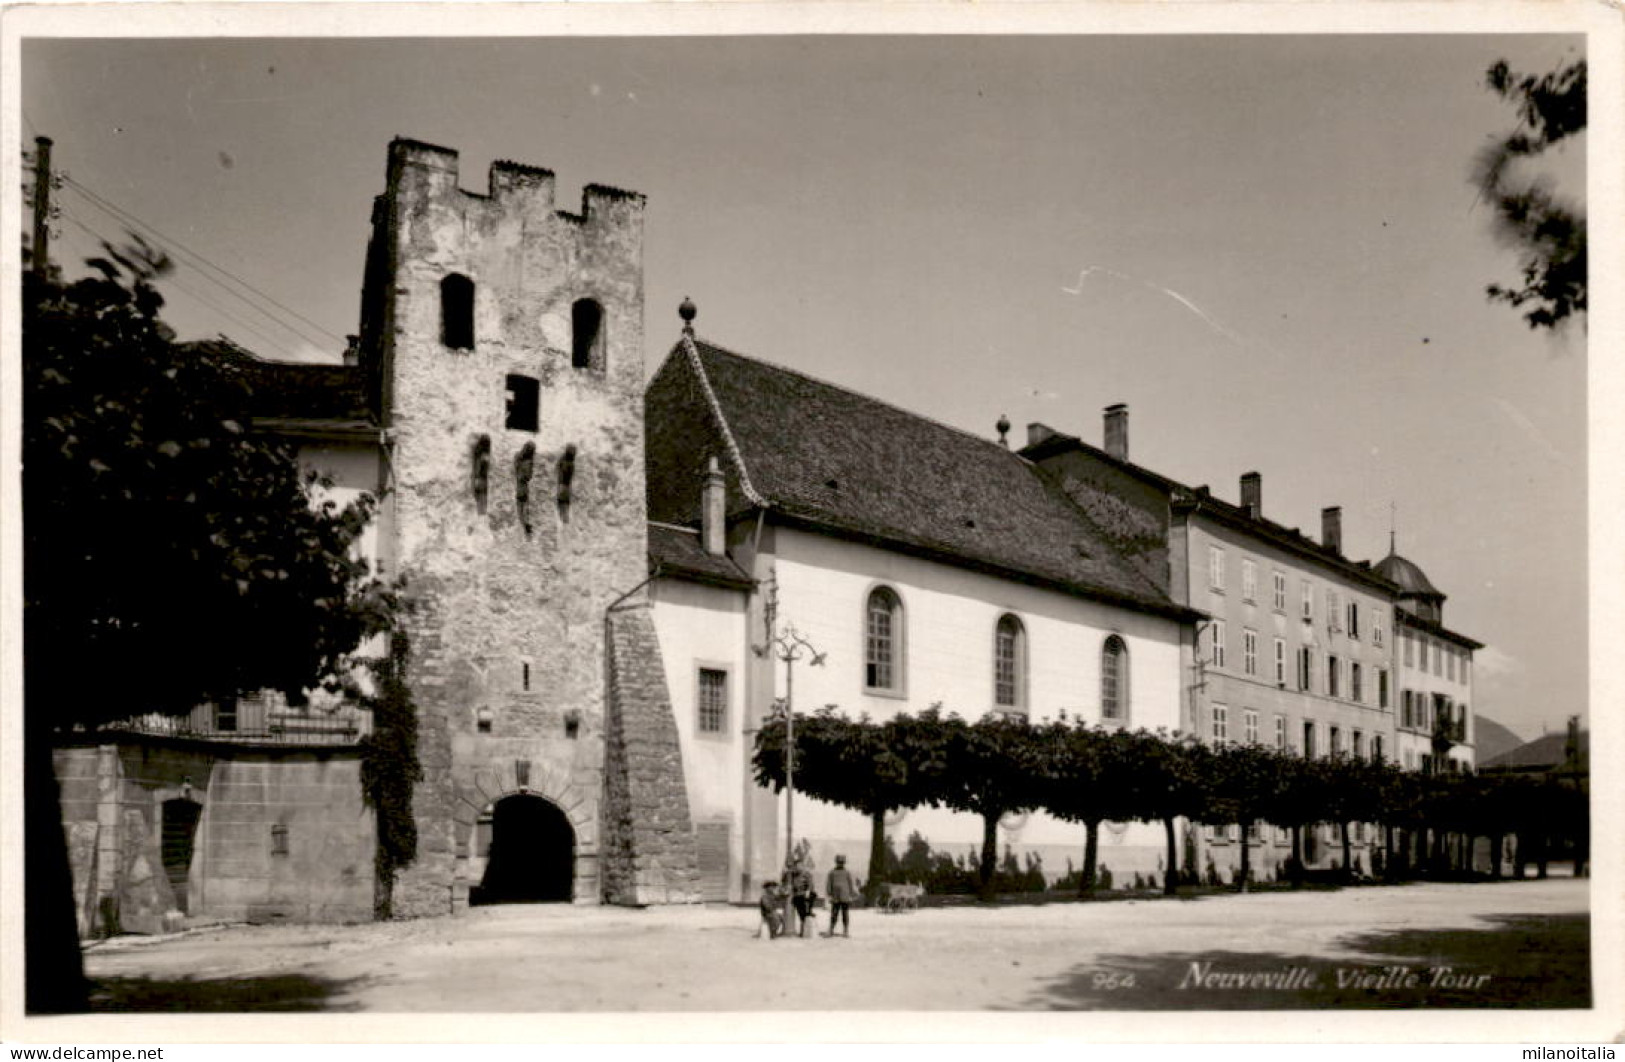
[756,620,824,930]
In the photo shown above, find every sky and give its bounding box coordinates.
[18,24,1592,743]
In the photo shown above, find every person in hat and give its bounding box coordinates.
[825,853,858,937]
[787,857,817,938]
[757,878,786,939]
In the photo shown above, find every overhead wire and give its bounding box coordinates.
[55,205,307,361]
[57,174,345,354]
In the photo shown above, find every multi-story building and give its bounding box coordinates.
[1023,407,1405,874]
[1377,549,1481,772]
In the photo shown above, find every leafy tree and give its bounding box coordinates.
[1319,754,1385,881]
[1033,723,1135,895]
[1475,57,1587,329]
[1205,743,1289,892]
[1261,753,1335,886]
[934,712,1044,901]
[1120,729,1207,896]
[752,707,950,893]
[22,247,397,1011]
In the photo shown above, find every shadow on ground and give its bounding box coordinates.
[87,972,364,1012]
[1018,913,1590,1010]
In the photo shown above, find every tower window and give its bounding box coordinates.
[572,298,604,370]
[506,374,540,432]
[441,273,475,350]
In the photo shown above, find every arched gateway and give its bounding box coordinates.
[471,794,576,905]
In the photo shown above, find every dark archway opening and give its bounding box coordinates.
[471,794,575,905]
[161,798,202,914]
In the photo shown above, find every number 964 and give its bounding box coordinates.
[1091,971,1136,991]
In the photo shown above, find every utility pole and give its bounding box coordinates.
[31,136,53,280]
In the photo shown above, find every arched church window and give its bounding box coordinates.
[994,613,1026,713]
[865,586,903,694]
[1101,635,1129,722]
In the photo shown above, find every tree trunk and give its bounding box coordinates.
[26,717,89,1013]
[1340,821,1353,882]
[977,812,999,902]
[1237,822,1251,893]
[1490,832,1504,880]
[1289,825,1303,888]
[1080,819,1100,897]
[1162,816,1178,896]
[866,810,886,903]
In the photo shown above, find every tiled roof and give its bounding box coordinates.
[1393,608,1483,650]
[648,523,754,590]
[1023,427,1401,594]
[182,338,374,428]
[646,337,1194,620]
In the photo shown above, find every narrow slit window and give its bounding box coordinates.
[441,273,475,350]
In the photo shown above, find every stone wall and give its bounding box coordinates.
[602,603,701,905]
[54,739,374,937]
[370,139,652,913]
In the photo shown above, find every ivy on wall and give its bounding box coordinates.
[360,629,423,919]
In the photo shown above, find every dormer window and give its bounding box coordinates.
[441,273,475,350]
[572,298,604,370]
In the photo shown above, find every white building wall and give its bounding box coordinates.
[649,576,750,898]
[755,527,1184,882]
[1396,623,1476,771]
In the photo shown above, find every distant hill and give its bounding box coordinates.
[1473,716,1527,764]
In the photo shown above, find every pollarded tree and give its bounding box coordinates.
[1032,722,1135,896]
[1475,57,1587,330]
[1205,742,1291,892]
[1261,753,1334,887]
[23,245,398,1011]
[752,707,951,893]
[1120,729,1208,896]
[934,711,1046,902]
[1319,754,1385,881]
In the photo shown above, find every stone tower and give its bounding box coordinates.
[358,138,698,915]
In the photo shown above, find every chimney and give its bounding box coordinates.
[1240,472,1261,520]
[342,334,361,367]
[1027,422,1058,448]
[1321,506,1342,555]
[1103,403,1128,461]
[701,456,726,557]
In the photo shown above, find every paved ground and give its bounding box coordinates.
[81,877,1589,1013]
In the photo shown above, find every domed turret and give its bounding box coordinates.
[1376,551,1446,624]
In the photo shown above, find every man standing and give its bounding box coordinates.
[825,853,857,938]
